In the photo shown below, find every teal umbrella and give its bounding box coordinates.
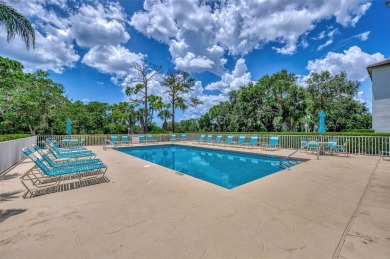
[66,118,72,135]
[318,111,326,134]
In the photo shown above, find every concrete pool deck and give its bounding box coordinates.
[1,143,389,258]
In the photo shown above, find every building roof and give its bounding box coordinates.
[367,59,390,79]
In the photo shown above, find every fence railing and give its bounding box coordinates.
[36,134,390,156]
[0,136,37,173]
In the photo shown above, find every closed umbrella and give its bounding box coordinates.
[318,111,326,134]
[66,118,72,135]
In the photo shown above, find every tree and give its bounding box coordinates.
[125,62,161,134]
[157,104,172,131]
[386,0,390,7]
[162,70,202,132]
[0,1,35,50]
[111,102,137,134]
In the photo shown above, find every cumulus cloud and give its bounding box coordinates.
[82,45,145,77]
[206,59,252,95]
[0,28,79,73]
[70,2,130,48]
[131,0,371,72]
[306,46,384,82]
[355,31,370,41]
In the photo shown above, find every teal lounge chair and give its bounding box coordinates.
[233,135,246,147]
[33,145,103,168]
[180,134,187,142]
[47,143,96,159]
[300,138,308,152]
[171,134,178,141]
[223,135,234,146]
[194,134,205,144]
[46,138,87,151]
[139,135,147,144]
[205,135,213,144]
[47,142,95,156]
[111,135,119,145]
[121,135,131,145]
[330,139,349,156]
[211,135,222,145]
[242,136,258,148]
[262,136,279,150]
[147,134,157,143]
[21,148,107,198]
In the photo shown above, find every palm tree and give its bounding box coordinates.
[158,107,172,131]
[0,1,35,50]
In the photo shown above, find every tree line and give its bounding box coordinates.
[0,56,371,135]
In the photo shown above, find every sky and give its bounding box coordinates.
[1,0,389,123]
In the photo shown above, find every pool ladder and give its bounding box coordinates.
[103,139,116,150]
[278,144,310,168]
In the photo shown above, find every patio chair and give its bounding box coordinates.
[262,136,279,150]
[139,135,147,144]
[121,135,131,145]
[170,134,178,142]
[180,134,187,142]
[194,134,205,144]
[111,135,120,146]
[21,148,107,198]
[211,135,223,145]
[233,135,246,147]
[46,138,88,151]
[242,136,259,149]
[300,138,308,152]
[47,143,96,159]
[324,139,338,155]
[147,134,157,143]
[204,135,213,144]
[223,135,234,146]
[33,144,102,168]
[330,139,350,156]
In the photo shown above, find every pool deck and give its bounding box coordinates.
[1,143,389,258]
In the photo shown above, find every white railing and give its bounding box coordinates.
[0,136,37,173]
[36,134,390,156]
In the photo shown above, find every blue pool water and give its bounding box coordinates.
[116,144,300,189]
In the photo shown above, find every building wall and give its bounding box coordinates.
[372,65,390,132]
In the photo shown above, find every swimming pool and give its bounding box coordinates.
[116,144,300,189]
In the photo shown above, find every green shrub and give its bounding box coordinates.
[0,134,31,142]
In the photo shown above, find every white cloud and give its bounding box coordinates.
[206,58,252,94]
[317,39,333,51]
[0,28,79,73]
[131,0,371,72]
[69,2,130,48]
[355,31,370,41]
[306,46,385,82]
[82,45,145,77]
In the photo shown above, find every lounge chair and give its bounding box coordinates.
[47,143,96,159]
[147,134,157,143]
[194,134,205,144]
[180,134,187,142]
[233,135,246,147]
[33,144,102,168]
[204,135,213,144]
[262,136,279,150]
[242,136,258,148]
[223,135,234,146]
[111,135,120,146]
[211,135,222,145]
[170,134,178,142]
[330,139,350,156]
[139,135,147,144]
[46,138,87,151]
[21,148,107,198]
[121,135,131,145]
[47,142,95,155]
